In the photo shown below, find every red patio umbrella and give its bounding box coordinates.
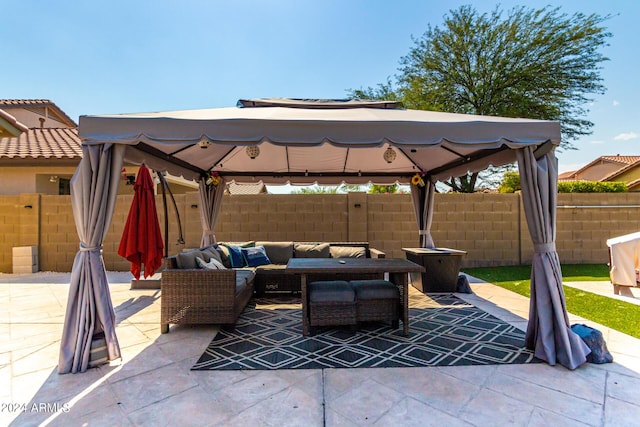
[118,165,164,279]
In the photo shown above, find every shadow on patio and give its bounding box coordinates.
[4,273,640,426]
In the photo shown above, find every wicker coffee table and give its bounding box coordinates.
[286,258,424,336]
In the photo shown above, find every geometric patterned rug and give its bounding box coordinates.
[192,291,539,370]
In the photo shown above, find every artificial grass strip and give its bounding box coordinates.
[463,264,640,340]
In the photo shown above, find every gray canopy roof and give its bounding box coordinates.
[78,98,561,184]
[62,99,589,374]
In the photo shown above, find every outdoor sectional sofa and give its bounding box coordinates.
[160,241,385,333]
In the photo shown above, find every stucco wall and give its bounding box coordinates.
[1,192,640,273]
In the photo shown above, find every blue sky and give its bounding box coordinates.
[3,0,638,174]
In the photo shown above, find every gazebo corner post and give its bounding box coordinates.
[198,175,225,247]
[410,176,436,248]
[516,147,590,370]
[58,143,126,374]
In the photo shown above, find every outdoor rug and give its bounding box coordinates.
[192,291,539,370]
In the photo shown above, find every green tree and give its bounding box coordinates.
[498,171,521,193]
[350,5,611,192]
[369,184,398,194]
[291,184,363,194]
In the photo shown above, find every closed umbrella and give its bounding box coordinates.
[118,165,164,279]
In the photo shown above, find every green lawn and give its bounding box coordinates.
[462,264,640,339]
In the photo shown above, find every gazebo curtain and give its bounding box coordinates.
[410,179,436,248]
[516,147,590,370]
[198,176,226,247]
[59,143,126,374]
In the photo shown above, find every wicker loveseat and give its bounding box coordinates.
[160,241,385,333]
[160,254,255,333]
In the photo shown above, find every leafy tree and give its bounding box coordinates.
[349,78,400,103]
[292,186,340,194]
[350,5,611,192]
[292,184,363,194]
[498,171,521,193]
[369,184,398,194]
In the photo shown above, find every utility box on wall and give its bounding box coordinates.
[12,246,39,273]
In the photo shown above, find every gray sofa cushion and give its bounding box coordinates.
[254,264,287,273]
[256,241,294,265]
[330,246,367,259]
[295,243,331,258]
[176,250,207,269]
[236,268,256,285]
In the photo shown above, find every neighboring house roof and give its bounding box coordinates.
[0,99,77,128]
[558,170,577,180]
[0,109,29,137]
[0,127,82,164]
[627,178,640,192]
[560,155,640,181]
[602,159,640,181]
[226,181,267,195]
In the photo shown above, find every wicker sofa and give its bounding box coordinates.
[160,241,385,333]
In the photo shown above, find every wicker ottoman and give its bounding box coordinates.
[308,280,357,335]
[351,279,400,330]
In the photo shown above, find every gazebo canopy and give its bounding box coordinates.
[60,98,590,375]
[78,98,561,184]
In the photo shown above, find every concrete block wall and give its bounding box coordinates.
[555,193,640,264]
[1,192,640,273]
[433,193,521,267]
[39,195,75,272]
[215,194,349,243]
[0,196,21,272]
[367,193,417,259]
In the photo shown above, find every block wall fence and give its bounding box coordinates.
[1,192,639,273]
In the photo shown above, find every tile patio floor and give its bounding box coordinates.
[1,272,640,426]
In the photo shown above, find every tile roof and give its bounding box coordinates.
[0,99,77,127]
[598,155,640,165]
[0,127,81,161]
[558,170,577,180]
[566,154,640,179]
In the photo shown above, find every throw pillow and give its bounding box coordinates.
[241,245,272,267]
[196,257,227,270]
[216,245,232,268]
[176,250,207,269]
[201,246,223,264]
[221,244,246,268]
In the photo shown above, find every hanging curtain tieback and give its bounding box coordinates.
[533,243,556,253]
[418,230,429,235]
[203,228,212,234]
[79,243,103,252]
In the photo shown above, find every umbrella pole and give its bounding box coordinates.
[156,171,185,253]
[158,172,169,257]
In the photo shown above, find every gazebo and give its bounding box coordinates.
[59,98,590,373]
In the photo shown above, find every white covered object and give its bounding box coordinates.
[606,232,640,287]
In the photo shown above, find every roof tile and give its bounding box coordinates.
[0,128,81,159]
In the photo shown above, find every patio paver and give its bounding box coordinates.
[1,272,640,426]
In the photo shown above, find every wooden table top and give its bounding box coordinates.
[286,257,425,274]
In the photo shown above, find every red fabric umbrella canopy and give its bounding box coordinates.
[118,165,164,279]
